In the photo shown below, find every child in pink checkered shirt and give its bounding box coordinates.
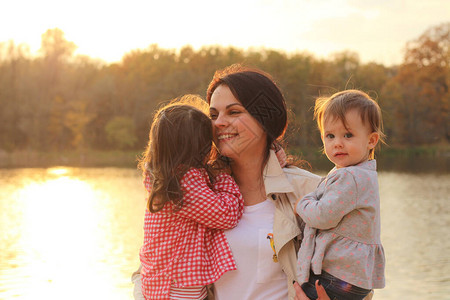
[137,96,244,300]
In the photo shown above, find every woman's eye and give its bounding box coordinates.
[209,114,217,120]
[344,133,353,138]
[230,110,240,115]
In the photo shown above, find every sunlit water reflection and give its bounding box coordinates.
[0,167,449,299]
[0,168,145,300]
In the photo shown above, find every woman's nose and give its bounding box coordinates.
[213,113,228,127]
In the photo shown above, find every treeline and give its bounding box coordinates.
[0,23,448,153]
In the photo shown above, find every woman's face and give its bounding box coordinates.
[209,84,266,161]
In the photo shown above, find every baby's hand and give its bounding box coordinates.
[275,147,287,168]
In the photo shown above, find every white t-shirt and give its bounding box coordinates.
[213,199,288,300]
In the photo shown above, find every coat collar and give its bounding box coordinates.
[263,150,295,197]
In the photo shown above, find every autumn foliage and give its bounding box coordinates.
[0,24,448,153]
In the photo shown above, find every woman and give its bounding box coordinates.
[132,64,342,299]
[206,65,320,299]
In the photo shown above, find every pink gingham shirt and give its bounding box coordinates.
[139,168,244,300]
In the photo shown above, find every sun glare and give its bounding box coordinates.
[12,173,116,299]
[47,167,69,176]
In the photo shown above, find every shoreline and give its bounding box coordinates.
[0,150,143,169]
[0,145,448,173]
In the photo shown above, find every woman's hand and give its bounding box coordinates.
[293,280,330,300]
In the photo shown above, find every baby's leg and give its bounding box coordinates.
[316,272,371,300]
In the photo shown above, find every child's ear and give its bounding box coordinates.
[368,132,379,149]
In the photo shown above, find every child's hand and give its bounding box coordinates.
[272,143,287,167]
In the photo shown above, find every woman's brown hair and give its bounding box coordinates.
[139,95,213,212]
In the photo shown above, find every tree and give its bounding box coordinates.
[64,99,95,150]
[39,28,76,63]
[0,41,33,150]
[382,23,449,144]
[405,22,449,68]
[105,116,137,149]
[1,26,448,153]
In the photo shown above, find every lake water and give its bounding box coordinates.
[0,167,449,299]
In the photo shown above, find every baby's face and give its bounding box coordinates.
[322,109,379,168]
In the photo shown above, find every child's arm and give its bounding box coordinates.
[296,170,357,230]
[176,168,244,229]
[294,190,317,215]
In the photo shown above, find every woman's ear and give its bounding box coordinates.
[368,132,379,149]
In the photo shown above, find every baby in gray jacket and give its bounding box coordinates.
[296,90,386,300]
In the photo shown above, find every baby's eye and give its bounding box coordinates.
[344,133,353,138]
[326,134,335,139]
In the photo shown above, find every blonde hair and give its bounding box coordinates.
[314,89,385,159]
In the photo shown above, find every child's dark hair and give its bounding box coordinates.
[314,89,386,159]
[139,96,213,213]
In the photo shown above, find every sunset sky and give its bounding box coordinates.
[1,0,449,66]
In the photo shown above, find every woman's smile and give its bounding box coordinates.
[217,132,238,141]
